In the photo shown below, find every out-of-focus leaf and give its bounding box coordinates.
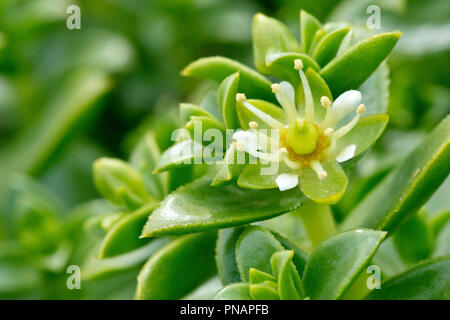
[392,213,434,264]
[141,175,305,237]
[135,232,217,300]
[154,140,204,173]
[300,10,322,53]
[217,72,240,129]
[366,256,450,300]
[182,56,275,103]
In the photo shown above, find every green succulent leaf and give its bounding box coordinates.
[271,250,305,300]
[216,227,244,285]
[434,222,450,257]
[93,158,155,210]
[179,103,214,124]
[320,31,401,96]
[154,140,204,173]
[98,204,156,258]
[303,229,386,300]
[249,268,276,284]
[299,161,348,204]
[236,99,286,130]
[252,13,301,74]
[235,226,284,281]
[366,256,450,300]
[82,238,170,281]
[249,281,280,300]
[300,10,322,53]
[182,56,275,103]
[335,114,389,161]
[265,52,319,85]
[135,232,217,300]
[129,133,167,200]
[212,143,247,187]
[271,232,309,277]
[342,116,450,233]
[392,213,434,265]
[217,72,240,129]
[213,283,252,300]
[141,175,305,237]
[312,27,350,67]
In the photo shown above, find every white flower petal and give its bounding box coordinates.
[331,90,362,121]
[275,173,299,191]
[336,144,356,162]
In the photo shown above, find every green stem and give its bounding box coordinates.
[294,201,337,249]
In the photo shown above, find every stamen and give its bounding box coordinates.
[321,90,362,129]
[296,60,314,121]
[320,96,331,108]
[311,160,327,180]
[271,83,280,94]
[294,59,303,70]
[242,101,284,129]
[249,121,258,130]
[334,104,365,139]
[236,93,246,103]
[273,82,298,124]
[279,148,301,169]
[324,128,334,136]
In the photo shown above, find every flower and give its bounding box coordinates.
[232,59,368,204]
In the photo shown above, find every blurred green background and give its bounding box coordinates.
[0,0,448,299]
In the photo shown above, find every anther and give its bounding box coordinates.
[357,104,366,114]
[249,121,258,130]
[294,59,303,70]
[271,83,281,94]
[324,128,334,136]
[236,93,246,103]
[320,96,331,108]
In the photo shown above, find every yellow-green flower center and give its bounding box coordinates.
[285,119,319,155]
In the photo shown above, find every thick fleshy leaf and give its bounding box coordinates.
[129,133,166,199]
[392,213,434,264]
[320,31,401,96]
[141,175,305,237]
[249,268,275,284]
[271,250,305,300]
[434,221,450,257]
[342,116,450,233]
[300,10,322,53]
[213,283,252,300]
[272,232,309,277]
[216,227,244,285]
[312,27,350,67]
[186,115,226,140]
[154,140,204,173]
[82,238,170,281]
[217,72,240,129]
[98,204,156,258]
[265,52,319,85]
[334,114,389,161]
[135,232,217,300]
[212,143,247,187]
[358,61,390,115]
[93,158,154,210]
[199,90,222,121]
[252,13,300,74]
[299,161,348,204]
[236,226,284,281]
[366,257,450,300]
[296,68,332,123]
[303,229,386,300]
[308,28,327,55]
[236,99,286,130]
[182,56,275,103]
[249,281,280,300]
[179,103,213,124]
